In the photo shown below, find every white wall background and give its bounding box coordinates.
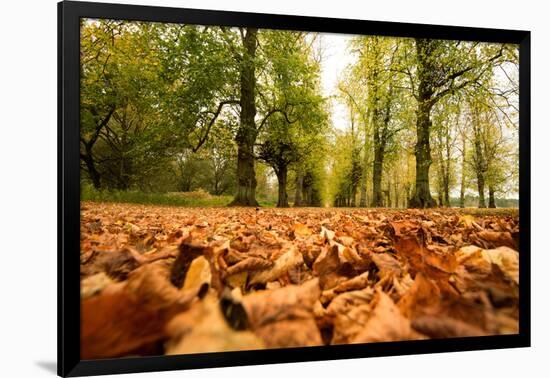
[0,0,547,376]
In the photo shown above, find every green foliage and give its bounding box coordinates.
[80,19,519,209]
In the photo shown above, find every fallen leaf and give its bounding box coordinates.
[242,279,322,347]
[293,223,313,237]
[352,290,424,343]
[249,246,303,285]
[411,315,487,338]
[165,294,264,355]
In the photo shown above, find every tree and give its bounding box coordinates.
[466,93,517,208]
[257,138,297,207]
[239,29,326,207]
[407,39,504,208]
[80,21,239,192]
[431,96,461,207]
[342,36,409,207]
[337,69,370,207]
[230,28,260,206]
[328,130,360,207]
[80,19,122,189]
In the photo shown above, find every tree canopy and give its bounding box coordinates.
[80,19,519,208]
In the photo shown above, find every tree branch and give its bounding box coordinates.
[191,100,239,152]
[257,107,297,131]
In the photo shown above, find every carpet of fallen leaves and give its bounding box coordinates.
[80,201,520,359]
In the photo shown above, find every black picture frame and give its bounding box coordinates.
[58,1,531,376]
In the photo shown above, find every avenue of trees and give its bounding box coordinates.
[80,19,519,208]
[331,36,519,208]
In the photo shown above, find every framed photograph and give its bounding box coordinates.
[58,0,530,376]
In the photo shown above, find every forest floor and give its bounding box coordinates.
[80,201,520,359]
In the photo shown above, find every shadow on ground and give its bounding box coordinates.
[36,361,56,375]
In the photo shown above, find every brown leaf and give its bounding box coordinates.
[249,246,303,285]
[371,252,402,276]
[394,237,457,277]
[329,289,375,344]
[456,245,519,284]
[397,273,441,318]
[390,220,420,237]
[473,230,517,250]
[182,256,212,292]
[352,290,425,343]
[80,248,141,281]
[80,272,116,299]
[165,294,264,355]
[242,279,322,347]
[81,264,200,359]
[411,315,487,338]
[293,223,313,237]
[225,257,273,276]
[170,240,206,288]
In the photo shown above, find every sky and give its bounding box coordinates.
[315,33,357,131]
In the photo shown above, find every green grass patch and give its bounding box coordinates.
[81,186,233,207]
[81,185,279,208]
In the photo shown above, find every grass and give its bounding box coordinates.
[81,186,516,214]
[456,207,519,217]
[81,185,277,207]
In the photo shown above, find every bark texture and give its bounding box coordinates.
[231,28,259,207]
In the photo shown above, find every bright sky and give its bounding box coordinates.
[316,33,358,131]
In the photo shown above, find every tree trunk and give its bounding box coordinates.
[294,170,303,207]
[232,141,258,206]
[488,186,496,208]
[436,137,450,207]
[443,134,452,207]
[359,147,367,207]
[410,39,436,209]
[409,101,436,208]
[82,151,101,190]
[359,179,367,207]
[82,154,101,190]
[476,172,486,208]
[472,109,487,209]
[80,107,116,190]
[443,180,450,207]
[276,166,289,208]
[303,186,311,206]
[302,172,314,206]
[311,187,322,207]
[371,146,384,207]
[436,171,444,207]
[384,189,391,208]
[460,136,466,208]
[231,28,259,207]
[394,182,399,209]
[360,110,371,207]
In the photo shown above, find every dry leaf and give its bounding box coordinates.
[249,246,303,285]
[242,279,322,347]
[293,223,313,237]
[81,264,201,359]
[352,290,424,343]
[165,294,264,354]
